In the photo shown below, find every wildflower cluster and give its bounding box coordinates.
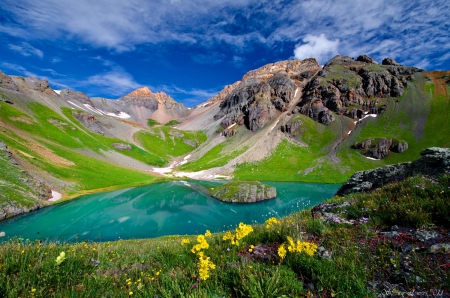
[191,235,209,254]
[55,251,66,266]
[191,231,215,281]
[197,254,216,280]
[180,238,190,246]
[265,217,281,229]
[287,237,318,256]
[222,223,253,246]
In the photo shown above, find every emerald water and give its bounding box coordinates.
[0,181,339,242]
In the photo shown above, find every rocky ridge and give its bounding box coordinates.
[337,147,450,196]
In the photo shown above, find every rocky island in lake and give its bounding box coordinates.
[210,181,277,203]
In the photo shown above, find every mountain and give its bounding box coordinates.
[177,55,449,182]
[0,54,449,219]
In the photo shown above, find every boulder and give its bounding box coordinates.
[382,58,401,66]
[391,140,408,153]
[210,181,277,203]
[356,55,378,64]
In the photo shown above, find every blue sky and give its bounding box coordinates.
[1,0,449,107]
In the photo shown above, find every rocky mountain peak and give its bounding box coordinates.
[241,59,318,84]
[122,87,173,104]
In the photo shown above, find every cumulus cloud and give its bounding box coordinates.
[8,42,43,58]
[294,34,339,64]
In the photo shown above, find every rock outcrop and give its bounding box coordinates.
[296,55,422,125]
[111,143,132,151]
[0,70,19,91]
[59,89,95,106]
[210,181,277,203]
[337,147,450,196]
[353,138,408,159]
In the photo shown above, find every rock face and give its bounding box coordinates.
[210,181,277,203]
[214,59,320,133]
[59,89,95,106]
[119,87,190,118]
[297,55,422,125]
[0,70,19,91]
[337,147,450,196]
[72,111,108,135]
[354,138,408,159]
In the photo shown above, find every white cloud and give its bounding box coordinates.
[0,0,449,70]
[294,34,339,64]
[85,70,141,97]
[1,62,37,77]
[8,42,44,58]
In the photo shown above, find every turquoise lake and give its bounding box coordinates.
[0,181,340,242]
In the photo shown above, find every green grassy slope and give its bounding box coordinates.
[135,126,206,164]
[0,100,163,197]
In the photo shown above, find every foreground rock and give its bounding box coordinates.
[210,181,277,203]
[337,147,450,196]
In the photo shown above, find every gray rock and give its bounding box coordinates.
[429,243,450,254]
[415,230,438,241]
[356,55,378,64]
[391,141,408,153]
[111,143,132,151]
[59,89,95,106]
[382,58,401,66]
[0,70,19,91]
[183,138,197,147]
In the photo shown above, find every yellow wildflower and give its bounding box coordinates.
[181,238,190,246]
[265,217,281,229]
[205,230,212,237]
[278,244,287,259]
[55,251,66,266]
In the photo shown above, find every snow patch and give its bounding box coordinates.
[294,87,299,98]
[54,90,61,95]
[270,119,280,131]
[366,156,380,161]
[67,100,88,111]
[226,123,236,129]
[48,190,62,202]
[106,111,131,119]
